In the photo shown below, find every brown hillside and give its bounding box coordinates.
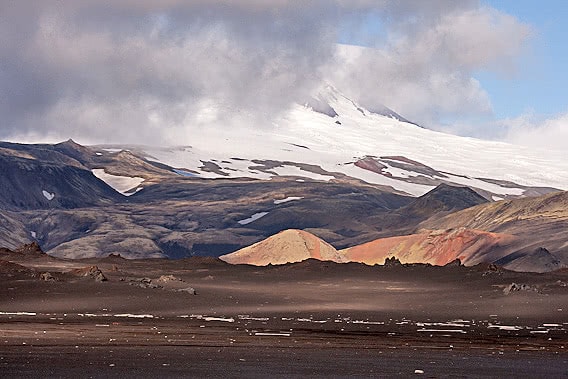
[220,229,345,266]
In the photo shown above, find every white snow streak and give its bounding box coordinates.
[274,196,304,204]
[42,190,55,201]
[238,212,269,225]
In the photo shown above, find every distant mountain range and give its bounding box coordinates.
[0,86,567,272]
[221,188,568,273]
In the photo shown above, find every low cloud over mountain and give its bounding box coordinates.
[1,1,530,144]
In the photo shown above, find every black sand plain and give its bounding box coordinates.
[1,255,567,378]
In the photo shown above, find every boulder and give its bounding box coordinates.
[156,275,182,283]
[69,265,107,282]
[503,282,536,295]
[40,272,56,281]
[177,287,197,295]
[384,256,402,267]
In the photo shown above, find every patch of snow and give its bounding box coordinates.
[382,164,417,179]
[270,165,335,181]
[492,196,504,201]
[487,324,522,331]
[92,169,144,196]
[254,332,291,337]
[30,231,37,238]
[78,313,109,317]
[187,314,235,322]
[0,312,37,316]
[42,190,55,201]
[238,212,269,225]
[351,320,385,325]
[274,196,303,205]
[340,163,436,196]
[202,317,235,323]
[417,322,469,328]
[417,329,467,334]
[95,152,103,156]
[297,318,327,323]
[114,314,154,319]
[103,148,124,153]
[201,316,234,323]
[238,315,270,321]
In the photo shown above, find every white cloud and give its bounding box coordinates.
[0,1,532,144]
[504,113,568,152]
[329,6,531,125]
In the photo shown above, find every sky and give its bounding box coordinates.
[0,0,566,150]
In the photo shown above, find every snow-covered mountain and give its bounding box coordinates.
[118,85,567,200]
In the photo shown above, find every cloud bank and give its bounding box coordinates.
[0,1,532,144]
[503,113,568,152]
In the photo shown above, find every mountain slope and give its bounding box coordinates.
[0,211,31,250]
[421,190,568,270]
[0,150,121,210]
[340,228,515,267]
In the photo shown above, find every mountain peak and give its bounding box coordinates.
[306,84,419,126]
[56,139,82,148]
[408,184,488,213]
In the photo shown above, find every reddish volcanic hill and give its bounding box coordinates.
[220,229,345,266]
[340,228,516,266]
[220,228,517,268]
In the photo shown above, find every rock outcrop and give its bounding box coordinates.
[69,266,107,282]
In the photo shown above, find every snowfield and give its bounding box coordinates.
[136,86,567,197]
[92,169,144,196]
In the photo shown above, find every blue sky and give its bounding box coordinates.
[480,0,568,120]
[333,0,568,143]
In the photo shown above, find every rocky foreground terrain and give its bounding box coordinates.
[1,243,567,377]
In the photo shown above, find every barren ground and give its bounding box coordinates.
[1,257,567,378]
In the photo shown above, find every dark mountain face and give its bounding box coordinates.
[0,211,31,250]
[402,183,488,217]
[0,153,121,210]
[494,247,562,273]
